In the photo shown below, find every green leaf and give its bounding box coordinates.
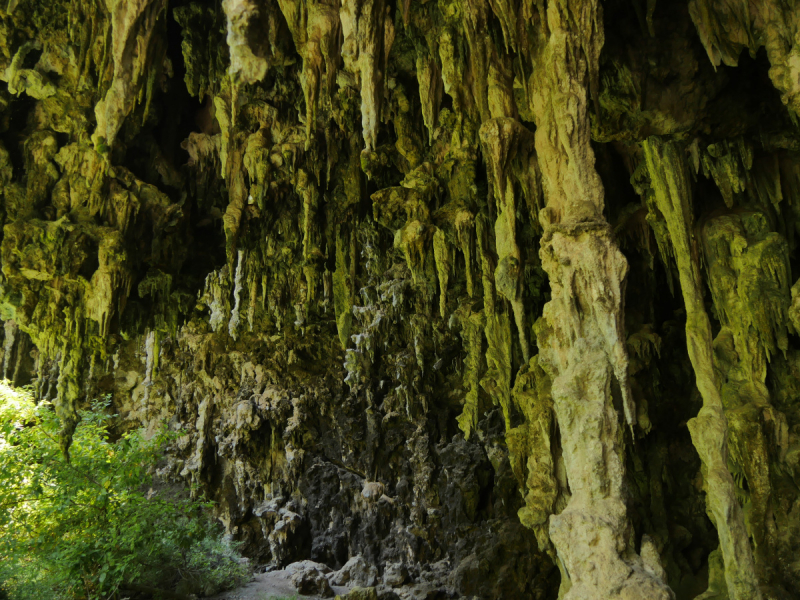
[0,382,249,599]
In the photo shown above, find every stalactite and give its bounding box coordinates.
[642,136,762,600]
[298,169,321,307]
[229,249,246,339]
[480,117,533,362]
[455,209,475,298]
[3,0,800,596]
[455,306,484,438]
[222,137,248,274]
[700,194,791,587]
[277,0,341,148]
[689,0,800,117]
[339,0,394,150]
[476,214,496,316]
[481,312,512,430]
[416,46,443,143]
[85,231,131,339]
[222,0,271,85]
[507,356,558,551]
[332,229,354,349]
[432,228,451,319]
[92,0,168,148]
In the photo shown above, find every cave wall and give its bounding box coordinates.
[1,0,800,598]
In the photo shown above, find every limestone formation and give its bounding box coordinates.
[2,0,800,598]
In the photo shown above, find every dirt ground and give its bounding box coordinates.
[208,568,351,600]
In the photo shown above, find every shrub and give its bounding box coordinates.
[0,383,250,599]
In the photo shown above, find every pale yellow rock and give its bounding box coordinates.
[530,2,670,598]
[340,0,394,150]
[335,586,377,600]
[689,0,800,117]
[93,0,167,147]
[642,136,761,600]
[223,0,270,84]
[479,117,534,362]
[277,0,341,147]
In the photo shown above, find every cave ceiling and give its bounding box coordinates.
[1,0,800,598]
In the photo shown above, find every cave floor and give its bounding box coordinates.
[208,568,350,600]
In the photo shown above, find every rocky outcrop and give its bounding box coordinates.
[2,0,800,598]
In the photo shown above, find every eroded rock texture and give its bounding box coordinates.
[1,0,800,598]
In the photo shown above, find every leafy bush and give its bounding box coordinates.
[0,383,250,599]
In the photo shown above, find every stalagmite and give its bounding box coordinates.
[642,137,761,600]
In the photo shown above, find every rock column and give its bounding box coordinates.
[531,2,672,598]
[642,137,762,600]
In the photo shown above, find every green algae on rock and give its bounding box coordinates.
[1,0,800,598]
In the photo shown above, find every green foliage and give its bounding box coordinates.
[0,383,250,600]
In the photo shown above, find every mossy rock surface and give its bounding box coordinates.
[1,0,799,598]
